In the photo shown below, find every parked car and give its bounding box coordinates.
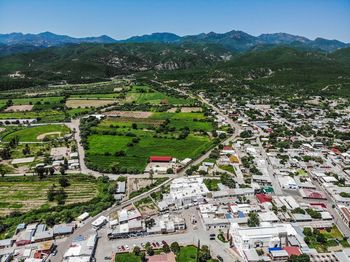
[217,255,224,262]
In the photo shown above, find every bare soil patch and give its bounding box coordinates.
[181,107,202,112]
[127,178,152,196]
[37,132,62,140]
[66,99,116,108]
[104,111,152,118]
[5,105,33,112]
[167,107,178,113]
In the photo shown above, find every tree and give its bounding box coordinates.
[287,254,310,262]
[47,185,56,201]
[133,246,141,256]
[132,123,137,129]
[59,176,70,187]
[170,242,180,254]
[247,212,260,227]
[59,166,66,176]
[145,218,155,229]
[22,144,30,155]
[146,245,154,256]
[162,243,170,253]
[36,166,46,179]
[55,187,67,205]
[198,245,211,262]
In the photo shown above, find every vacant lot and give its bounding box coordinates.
[0,175,98,216]
[66,99,116,108]
[2,124,70,142]
[5,105,33,112]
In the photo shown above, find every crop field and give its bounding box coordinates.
[151,112,214,131]
[0,110,66,122]
[0,175,98,216]
[86,133,213,172]
[66,99,116,108]
[2,124,70,142]
[99,117,165,129]
[0,96,64,111]
[70,93,120,99]
[85,109,214,172]
[125,86,195,105]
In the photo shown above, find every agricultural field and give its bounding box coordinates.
[1,124,71,142]
[66,99,117,108]
[86,134,212,172]
[85,109,214,172]
[0,175,98,216]
[125,85,195,105]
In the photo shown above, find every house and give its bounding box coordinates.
[15,231,33,246]
[0,239,13,249]
[278,176,298,190]
[63,234,97,262]
[229,222,299,258]
[53,224,75,237]
[116,181,126,194]
[77,212,90,222]
[92,216,108,229]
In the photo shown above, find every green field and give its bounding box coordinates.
[70,93,120,99]
[151,112,213,131]
[85,109,215,173]
[0,96,64,111]
[2,124,70,142]
[0,175,98,216]
[86,133,213,172]
[125,86,195,105]
[115,253,141,262]
[0,110,66,122]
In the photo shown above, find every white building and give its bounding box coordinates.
[229,222,299,258]
[169,176,209,208]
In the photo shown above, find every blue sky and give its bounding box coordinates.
[0,0,349,42]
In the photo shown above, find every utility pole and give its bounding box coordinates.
[196,239,200,262]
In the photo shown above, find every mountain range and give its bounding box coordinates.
[0,30,348,55]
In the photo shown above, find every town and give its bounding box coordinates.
[1,1,350,261]
[0,78,349,262]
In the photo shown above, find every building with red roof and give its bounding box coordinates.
[283,246,302,257]
[256,193,272,203]
[149,156,172,162]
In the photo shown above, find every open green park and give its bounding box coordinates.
[1,124,71,142]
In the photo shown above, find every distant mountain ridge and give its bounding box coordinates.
[0,30,348,54]
[0,31,117,46]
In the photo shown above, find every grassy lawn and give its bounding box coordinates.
[0,175,98,216]
[115,253,141,262]
[177,246,197,262]
[306,226,350,252]
[86,134,213,172]
[218,165,236,174]
[204,179,220,191]
[2,124,70,142]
